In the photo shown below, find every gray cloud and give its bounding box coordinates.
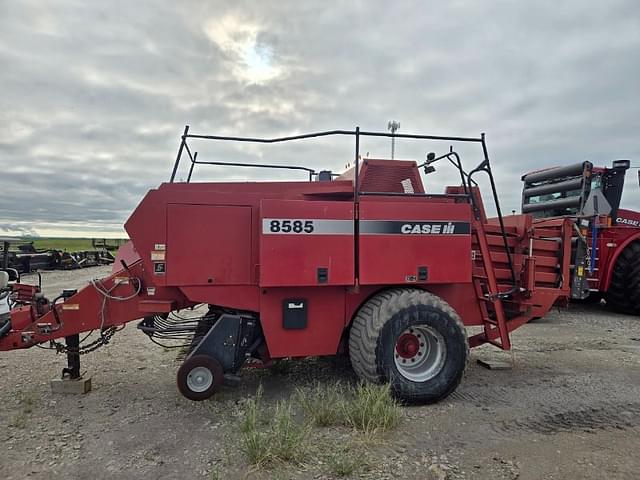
[1,0,639,235]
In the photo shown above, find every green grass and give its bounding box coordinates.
[342,383,402,436]
[296,382,345,427]
[327,448,368,477]
[242,388,309,467]
[32,238,94,251]
[238,382,401,473]
[297,381,402,435]
[4,237,128,252]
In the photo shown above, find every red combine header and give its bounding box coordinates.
[0,127,578,403]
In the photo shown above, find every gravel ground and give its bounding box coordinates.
[1,266,639,479]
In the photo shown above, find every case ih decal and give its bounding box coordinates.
[360,220,471,235]
[617,216,640,227]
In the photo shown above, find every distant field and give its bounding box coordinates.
[25,238,128,252]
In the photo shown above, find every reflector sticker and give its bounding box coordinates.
[262,219,353,235]
[151,251,165,261]
[61,304,80,310]
[360,220,471,235]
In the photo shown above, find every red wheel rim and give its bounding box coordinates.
[395,333,420,359]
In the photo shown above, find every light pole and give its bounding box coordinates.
[388,120,400,159]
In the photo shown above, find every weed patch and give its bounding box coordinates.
[242,389,309,467]
[342,383,401,435]
[296,382,345,427]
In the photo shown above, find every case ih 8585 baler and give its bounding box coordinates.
[0,127,635,403]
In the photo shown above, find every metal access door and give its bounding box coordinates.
[357,200,473,285]
[259,199,355,287]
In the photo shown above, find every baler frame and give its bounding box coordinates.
[0,125,578,403]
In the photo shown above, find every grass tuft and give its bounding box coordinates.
[328,448,367,477]
[342,383,401,435]
[241,387,309,467]
[296,382,345,427]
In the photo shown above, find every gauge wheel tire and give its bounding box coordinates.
[349,288,468,404]
[605,241,640,315]
[177,354,224,401]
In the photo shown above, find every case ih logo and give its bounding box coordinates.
[360,221,471,235]
[617,217,640,227]
[401,222,458,234]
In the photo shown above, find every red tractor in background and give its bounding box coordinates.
[521,160,640,314]
[0,127,602,403]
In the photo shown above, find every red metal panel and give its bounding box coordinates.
[358,200,472,285]
[259,199,354,287]
[179,286,260,312]
[260,287,346,357]
[166,204,252,286]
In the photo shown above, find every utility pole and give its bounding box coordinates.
[387,120,400,159]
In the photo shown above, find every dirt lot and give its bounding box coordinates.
[1,266,639,479]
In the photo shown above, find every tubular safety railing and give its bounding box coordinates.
[169,126,516,285]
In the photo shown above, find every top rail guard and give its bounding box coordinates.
[170,126,484,185]
[169,125,516,285]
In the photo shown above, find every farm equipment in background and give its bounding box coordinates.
[0,238,115,273]
[521,160,640,313]
[0,126,587,403]
[92,238,128,251]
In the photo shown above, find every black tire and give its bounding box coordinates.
[605,241,640,315]
[177,354,223,401]
[348,288,468,404]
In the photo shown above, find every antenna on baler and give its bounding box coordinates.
[387,120,400,159]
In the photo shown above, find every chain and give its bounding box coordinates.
[51,326,118,355]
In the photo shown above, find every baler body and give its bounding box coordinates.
[0,128,578,402]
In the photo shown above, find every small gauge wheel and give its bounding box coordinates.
[177,354,224,401]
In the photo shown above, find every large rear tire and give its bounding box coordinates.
[605,241,640,315]
[348,288,468,404]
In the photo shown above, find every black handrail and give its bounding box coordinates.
[169,126,485,184]
[168,126,517,286]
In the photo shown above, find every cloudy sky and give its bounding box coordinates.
[1,1,639,237]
